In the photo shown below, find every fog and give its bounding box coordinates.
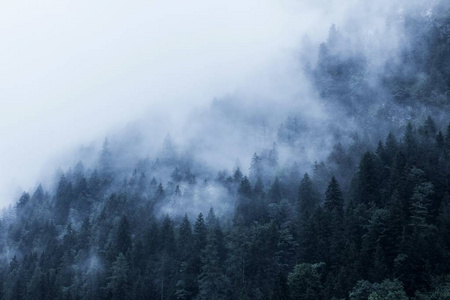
[0,0,436,206]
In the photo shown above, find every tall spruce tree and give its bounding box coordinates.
[324,177,344,215]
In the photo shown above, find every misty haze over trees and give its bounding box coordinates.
[2,1,450,299]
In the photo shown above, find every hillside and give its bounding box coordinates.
[1,2,450,300]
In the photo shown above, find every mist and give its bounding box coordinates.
[0,0,438,207]
[2,1,450,299]
[0,0,300,205]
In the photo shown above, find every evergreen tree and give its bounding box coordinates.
[288,263,324,300]
[357,152,381,206]
[16,192,30,211]
[298,173,320,220]
[324,177,344,215]
[197,230,229,300]
[106,253,130,300]
[99,138,113,177]
[233,167,243,183]
[54,174,73,225]
[155,183,165,200]
[238,176,252,198]
[185,213,208,297]
[193,213,208,253]
[178,214,193,262]
[116,216,132,255]
[250,153,263,183]
[269,177,283,204]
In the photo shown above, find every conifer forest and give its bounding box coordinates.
[2,1,450,299]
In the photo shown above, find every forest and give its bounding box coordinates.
[1,2,450,300]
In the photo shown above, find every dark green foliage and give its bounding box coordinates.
[288,262,324,300]
[298,173,320,220]
[197,230,229,300]
[116,216,132,255]
[3,9,450,300]
[349,279,408,300]
[105,253,130,300]
[238,176,252,198]
[356,152,381,206]
[193,213,207,253]
[324,176,344,215]
[16,192,30,211]
[269,177,283,204]
[54,175,73,225]
[3,111,450,300]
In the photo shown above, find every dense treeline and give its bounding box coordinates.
[312,1,450,124]
[1,118,450,300]
[1,3,450,300]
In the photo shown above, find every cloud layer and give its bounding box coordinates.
[0,0,436,205]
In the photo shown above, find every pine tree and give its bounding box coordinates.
[99,138,113,177]
[197,231,229,300]
[357,152,381,206]
[116,216,132,255]
[226,225,251,299]
[384,132,399,165]
[31,184,45,203]
[16,192,30,211]
[269,177,283,204]
[403,122,417,163]
[106,253,130,300]
[420,116,437,139]
[176,215,194,299]
[288,263,324,300]
[160,215,176,256]
[324,177,344,215]
[185,213,208,297]
[155,183,165,200]
[233,167,243,183]
[298,173,320,220]
[238,176,252,198]
[253,177,265,197]
[54,174,73,225]
[250,153,263,182]
[178,214,193,262]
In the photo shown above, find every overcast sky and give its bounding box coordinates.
[0,0,307,204]
[0,0,431,206]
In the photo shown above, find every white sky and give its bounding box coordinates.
[0,0,426,205]
[0,0,317,204]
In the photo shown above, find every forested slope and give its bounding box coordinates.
[1,3,450,300]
